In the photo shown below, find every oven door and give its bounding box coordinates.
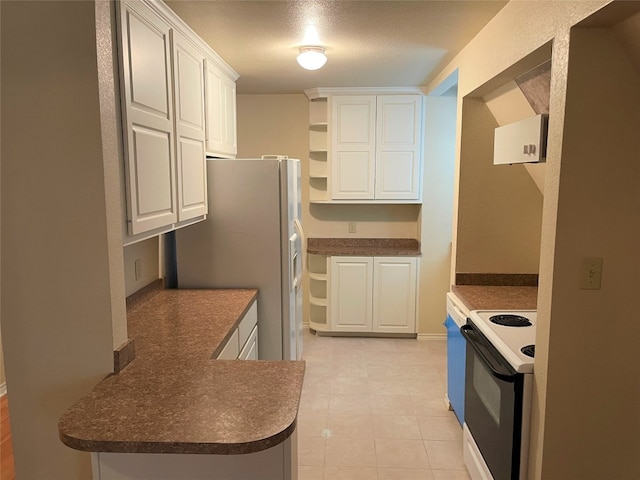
[461,322,524,480]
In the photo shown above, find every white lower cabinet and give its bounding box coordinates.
[91,429,297,480]
[329,256,417,334]
[217,302,258,360]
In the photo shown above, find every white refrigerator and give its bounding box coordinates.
[175,157,304,361]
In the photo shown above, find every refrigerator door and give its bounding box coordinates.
[176,158,298,361]
[280,158,303,361]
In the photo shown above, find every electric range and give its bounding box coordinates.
[462,310,536,480]
[468,310,537,373]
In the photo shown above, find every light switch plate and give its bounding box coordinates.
[579,257,603,290]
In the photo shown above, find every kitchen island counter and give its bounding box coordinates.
[59,288,305,456]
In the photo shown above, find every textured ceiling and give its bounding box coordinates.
[165,0,508,94]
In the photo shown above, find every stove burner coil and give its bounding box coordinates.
[521,345,535,358]
[489,314,532,327]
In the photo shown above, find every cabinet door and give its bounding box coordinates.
[330,256,373,332]
[204,60,237,158]
[375,95,422,200]
[118,1,177,235]
[372,257,417,333]
[171,31,207,221]
[331,96,376,200]
[239,326,258,360]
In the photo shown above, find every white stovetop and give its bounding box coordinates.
[469,310,536,374]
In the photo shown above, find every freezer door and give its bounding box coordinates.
[281,158,304,361]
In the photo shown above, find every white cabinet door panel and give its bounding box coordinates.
[119,1,177,235]
[331,96,376,199]
[173,33,205,138]
[205,60,237,157]
[131,126,176,229]
[376,151,418,195]
[330,257,373,332]
[373,257,417,333]
[172,31,207,221]
[126,10,170,118]
[334,151,374,198]
[217,329,240,360]
[375,95,422,200]
[239,326,258,360]
[177,138,206,215]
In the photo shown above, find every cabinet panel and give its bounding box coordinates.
[172,31,207,221]
[334,151,374,198]
[330,257,373,332]
[373,257,417,333]
[177,138,206,215]
[376,151,418,196]
[119,0,177,235]
[375,95,422,200]
[217,329,239,360]
[126,9,170,118]
[130,126,176,229]
[173,33,205,138]
[239,326,258,360]
[331,96,376,199]
[205,60,237,158]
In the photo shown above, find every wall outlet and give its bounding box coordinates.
[348,222,357,233]
[134,258,142,281]
[579,257,602,290]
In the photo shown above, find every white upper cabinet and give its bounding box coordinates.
[119,0,177,235]
[329,94,423,202]
[375,96,422,200]
[117,0,238,244]
[331,96,377,200]
[205,60,237,158]
[172,30,207,221]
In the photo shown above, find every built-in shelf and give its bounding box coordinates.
[308,98,330,203]
[308,254,328,331]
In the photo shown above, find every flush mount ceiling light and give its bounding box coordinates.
[297,46,327,70]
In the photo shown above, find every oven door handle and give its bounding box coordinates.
[460,324,518,383]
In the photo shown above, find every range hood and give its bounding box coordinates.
[494,113,549,165]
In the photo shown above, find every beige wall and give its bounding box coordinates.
[423,0,640,478]
[123,238,161,297]
[535,25,640,479]
[1,2,115,478]
[418,93,457,334]
[456,97,543,274]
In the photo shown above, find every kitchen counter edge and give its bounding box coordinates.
[58,289,305,455]
[307,237,421,256]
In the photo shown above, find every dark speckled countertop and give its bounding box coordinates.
[451,285,538,311]
[307,237,420,256]
[59,289,305,455]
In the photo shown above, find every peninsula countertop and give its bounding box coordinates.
[58,289,305,455]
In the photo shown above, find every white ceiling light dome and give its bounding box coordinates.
[297,46,327,70]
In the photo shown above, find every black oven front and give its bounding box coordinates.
[461,321,525,480]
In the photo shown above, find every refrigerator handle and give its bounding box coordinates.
[293,219,305,292]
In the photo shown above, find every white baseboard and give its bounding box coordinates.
[417,333,446,341]
[0,382,6,397]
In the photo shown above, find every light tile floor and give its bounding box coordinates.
[298,329,470,480]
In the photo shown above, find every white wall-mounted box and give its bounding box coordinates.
[494,114,549,165]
